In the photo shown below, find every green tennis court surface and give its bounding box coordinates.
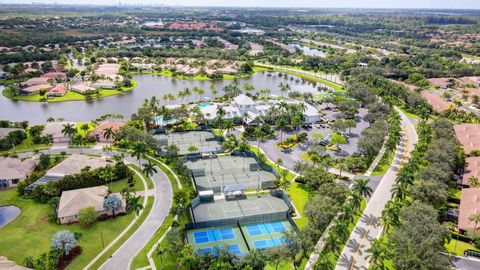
[185,155,277,192]
[155,130,223,155]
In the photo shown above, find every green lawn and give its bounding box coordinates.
[138,70,253,81]
[2,80,138,103]
[126,164,154,189]
[87,196,152,270]
[370,151,395,176]
[0,189,136,269]
[445,238,479,256]
[0,136,50,155]
[312,133,324,139]
[109,174,144,193]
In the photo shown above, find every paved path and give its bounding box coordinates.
[335,108,418,270]
[14,147,173,270]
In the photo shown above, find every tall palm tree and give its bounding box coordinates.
[336,160,350,178]
[126,195,144,216]
[131,141,148,168]
[99,166,115,189]
[352,177,373,198]
[325,231,342,254]
[339,203,355,224]
[61,123,76,138]
[469,176,480,187]
[103,127,116,142]
[142,161,158,178]
[350,191,363,212]
[391,183,407,201]
[366,238,388,268]
[276,116,288,143]
[380,201,401,235]
[469,213,480,238]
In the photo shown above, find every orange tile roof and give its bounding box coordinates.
[463,157,480,186]
[420,91,451,112]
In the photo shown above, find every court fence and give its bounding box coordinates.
[186,190,293,230]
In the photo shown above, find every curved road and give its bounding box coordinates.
[335,108,418,270]
[15,147,173,270]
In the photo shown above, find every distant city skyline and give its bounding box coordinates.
[2,0,480,9]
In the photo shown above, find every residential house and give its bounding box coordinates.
[89,121,125,143]
[420,91,451,113]
[57,186,126,224]
[27,154,111,190]
[454,124,480,155]
[458,188,480,237]
[91,80,116,90]
[460,76,480,88]
[462,157,480,187]
[0,158,37,189]
[42,122,76,143]
[20,84,53,95]
[47,84,67,97]
[71,82,96,94]
[0,128,21,139]
[428,78,459,89]
[21,77,50,87]
[40,72,66,80]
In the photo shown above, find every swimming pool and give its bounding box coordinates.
[198,102,211,108]
[0,205,20,228]
[155,116,178,126]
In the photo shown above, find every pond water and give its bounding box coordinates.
[0,205,20,228]
[0,72,325,124]
[290,44,327,57]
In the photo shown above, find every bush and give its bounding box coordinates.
[473,238,480,249]
[86,135,97,144]
[97,213,109,221]
[78,207,97,228]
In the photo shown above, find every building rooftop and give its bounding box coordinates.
[463,157,480,186]
[420,91,451,113]
[454,124,480,155]
[22,84,53,94]
[58,185,109,218]
[233,94,255,106]
[459,188,480,230]
[46,154,110,177]
[43,122,76,139]
[89,121,125,138]
[0,128,21,139]
[0,158,36,180]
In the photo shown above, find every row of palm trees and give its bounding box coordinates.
[316,178,373,269]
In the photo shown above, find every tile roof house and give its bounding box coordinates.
[462,157,480,187]
[47,84,67,97]
[42,122,76,143]
[0,128,21,139]
[459,76,480,88]
[89,121,125,143]
[57,186,126,224]
[454,124,480,155]
[420,91,451,113]
[20,84,53,95]
[458,188,480,237]
[21,77,50,87]
[428,78,458,89]
[71,82,96,94]
[0,158,37,189]
[40,72,66,79]
[27,154,111,190]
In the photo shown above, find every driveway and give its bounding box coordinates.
[335,108,418,270]
[14,147,173,270]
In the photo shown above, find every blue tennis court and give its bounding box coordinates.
[253,237,285,250]
[194,228,236,244]
[246,221,286,236]
[197,244,243,256]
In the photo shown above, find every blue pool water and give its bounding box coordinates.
[155,116,178,126]
[198,102,211,108]
[0,205,20,228]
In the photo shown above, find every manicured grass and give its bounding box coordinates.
[312,133,324,138]
[398,106,420,120]
[448,187,461,200]
[87,196,152,270]
[2,80,138,103]
[109,174,144,193]
[0,188,136,269]
[0,136,50,155]
[127,164,154,189]
[371,151,395,176]
[445,238,479,256]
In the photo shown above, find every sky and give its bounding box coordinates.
[1,0,479,9]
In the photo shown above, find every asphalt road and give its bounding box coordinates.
[15,147,173,270]
[335,108,418,270]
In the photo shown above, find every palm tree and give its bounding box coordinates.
[61,123,76,138]
[315,252,333,270]
[366,238,388,268]
[469,176,480,187]
[103,127,116,142]
[350,191,363,212]
[80,123,90,136]
[336,160,350,178]
[325,231,342,254]
[142,161,158,178]
[391,183,407,201]
[380,201,401,235]
[276,116,288,143]
[339,203,355,224]
[99,166,115,189]
[131,141,148,168]
[352,177,372,198]
[469,213,480,238]
[210,83,218,96]
[126,195,144,216]
[333,220,350,242]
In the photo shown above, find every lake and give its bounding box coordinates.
[0,205,20,228]
[290,44,327,57]
[0,72,324,124]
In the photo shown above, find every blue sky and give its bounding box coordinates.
[3,0,480,9]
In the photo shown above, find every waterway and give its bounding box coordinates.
[0,72,325,123]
